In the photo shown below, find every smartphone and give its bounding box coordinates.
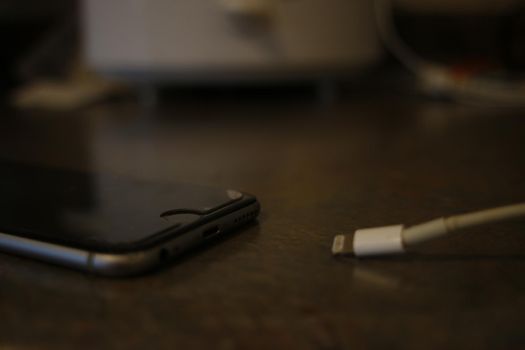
[0,162,260,276]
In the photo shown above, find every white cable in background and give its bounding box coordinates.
[332,202,525,257]
[373,0,525,107]
[373,0,433,74]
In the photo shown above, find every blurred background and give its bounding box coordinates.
[0,0,524,110]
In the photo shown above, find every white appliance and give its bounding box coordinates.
[83,0,382,82]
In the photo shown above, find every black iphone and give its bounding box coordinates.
[0,162,260,276]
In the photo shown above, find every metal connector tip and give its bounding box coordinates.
[331,234,354,256]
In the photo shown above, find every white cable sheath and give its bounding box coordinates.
[402,203,525,245]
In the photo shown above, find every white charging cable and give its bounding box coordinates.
[373,0,525,107]
[332,202,525,257]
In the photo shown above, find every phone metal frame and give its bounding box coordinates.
[0,201,259,276]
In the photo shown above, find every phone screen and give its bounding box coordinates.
[0,162,245,252]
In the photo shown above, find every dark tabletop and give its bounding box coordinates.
[0,87,524,349]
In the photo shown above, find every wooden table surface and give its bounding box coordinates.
[0,88,524,349]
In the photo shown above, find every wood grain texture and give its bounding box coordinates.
[0,90,524,349]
